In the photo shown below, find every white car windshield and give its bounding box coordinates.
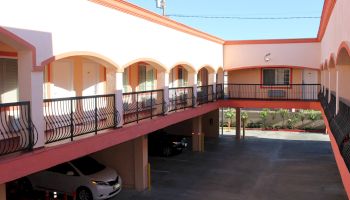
[71,157,106,175]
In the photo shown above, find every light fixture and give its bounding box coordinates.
[264,53,271,62]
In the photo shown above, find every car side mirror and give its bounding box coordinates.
[66,171,75,176]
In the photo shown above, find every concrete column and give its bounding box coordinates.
[336,70,339,114]
[192,116,204,152]
[157,71,169,113]
[134,136,148,191]
[91,136,148,191]
[328,71,331,102]
[189,72,198,107]
[31,71,45,148]
[0,183,5,200]
[115,72,123,126]
[236,108,241,140]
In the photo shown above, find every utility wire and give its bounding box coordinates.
[166,14,320,20]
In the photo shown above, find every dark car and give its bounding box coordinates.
[148,130,188,156]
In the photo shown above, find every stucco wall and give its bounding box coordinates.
[228,68,305,84]
[0,0,223,72]
[224,42,321,70]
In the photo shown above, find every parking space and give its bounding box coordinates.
[115,131,347,200]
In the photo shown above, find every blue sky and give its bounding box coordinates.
[126,0,324,40]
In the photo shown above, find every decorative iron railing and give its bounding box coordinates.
[224,84,321,101]
[0,101,38,155]
[43,94,119,144]
[122,89,164,124]
[168,87,194,112]
[197,85,214,105]
[216,84,223,100]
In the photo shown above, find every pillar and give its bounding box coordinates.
[236,108,241,140]
[336,70,339,114]
[31,71,45,148]
[192,116,204,152]
[188,72,197,107]
[0,183,5,200]
[91,136,148,191]
[209,72,216,99]
[157,71,169,113]
[134,136,148,191]
[115,72,123,126]
[17,51,45,148]
[324,71,327,96]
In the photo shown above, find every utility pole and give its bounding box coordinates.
[155,0,166,16]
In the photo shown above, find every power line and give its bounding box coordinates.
[166,14,320,20]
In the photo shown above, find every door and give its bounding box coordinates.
[52,60,74,98]
[82,62,99,96]
[302,69,318,100]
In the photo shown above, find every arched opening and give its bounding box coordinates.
[336,46,350,103]
[42,54,119,144]
[122,60,166,124]
[43,55,117,99]
[168,64,195,111]
[197,67,209,86]
[169,64,194,88]
[122,60,166,93]
[197,66,215,104]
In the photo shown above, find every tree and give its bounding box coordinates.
[241,111,249,139]
[259,108,270,129]
[224,108,235,130]
[278,109,289,128]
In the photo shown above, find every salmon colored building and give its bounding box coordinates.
[0,0,350,199]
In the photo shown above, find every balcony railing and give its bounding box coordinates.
[0,101,38,155]
[197,85,214,105]
[216,84,223,100]
[123,89,164,124]
[43,94,119,144]
[168,87,194,112]
[224,84,321,101]
[319,91,350,171]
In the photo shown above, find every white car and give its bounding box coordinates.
[27,156,122,200]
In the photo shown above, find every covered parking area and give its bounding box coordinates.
[117,130,347,200]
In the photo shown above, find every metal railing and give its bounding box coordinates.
[224,84,321,101]
[319,92,350,171]
[43,94,119,144]
[216,84,223,100]
[168,87,194,112]
[0,101,38,155]
[197,85,214,105]
[123,89,164,124]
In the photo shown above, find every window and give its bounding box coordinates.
[47,163,79,176]
[0,58,18,103]
[123,68,129,92]
[262,68,290,85]
[138,64,155,91]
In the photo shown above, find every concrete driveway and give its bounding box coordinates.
[115,131,347,200]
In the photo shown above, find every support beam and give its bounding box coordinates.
[192,116,204,152]
[134,136,148,191]
[236,107,241,140]
[0,184,5,200]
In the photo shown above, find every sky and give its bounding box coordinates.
[126,0,324,40]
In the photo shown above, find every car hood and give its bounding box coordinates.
[87,167,118,182]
